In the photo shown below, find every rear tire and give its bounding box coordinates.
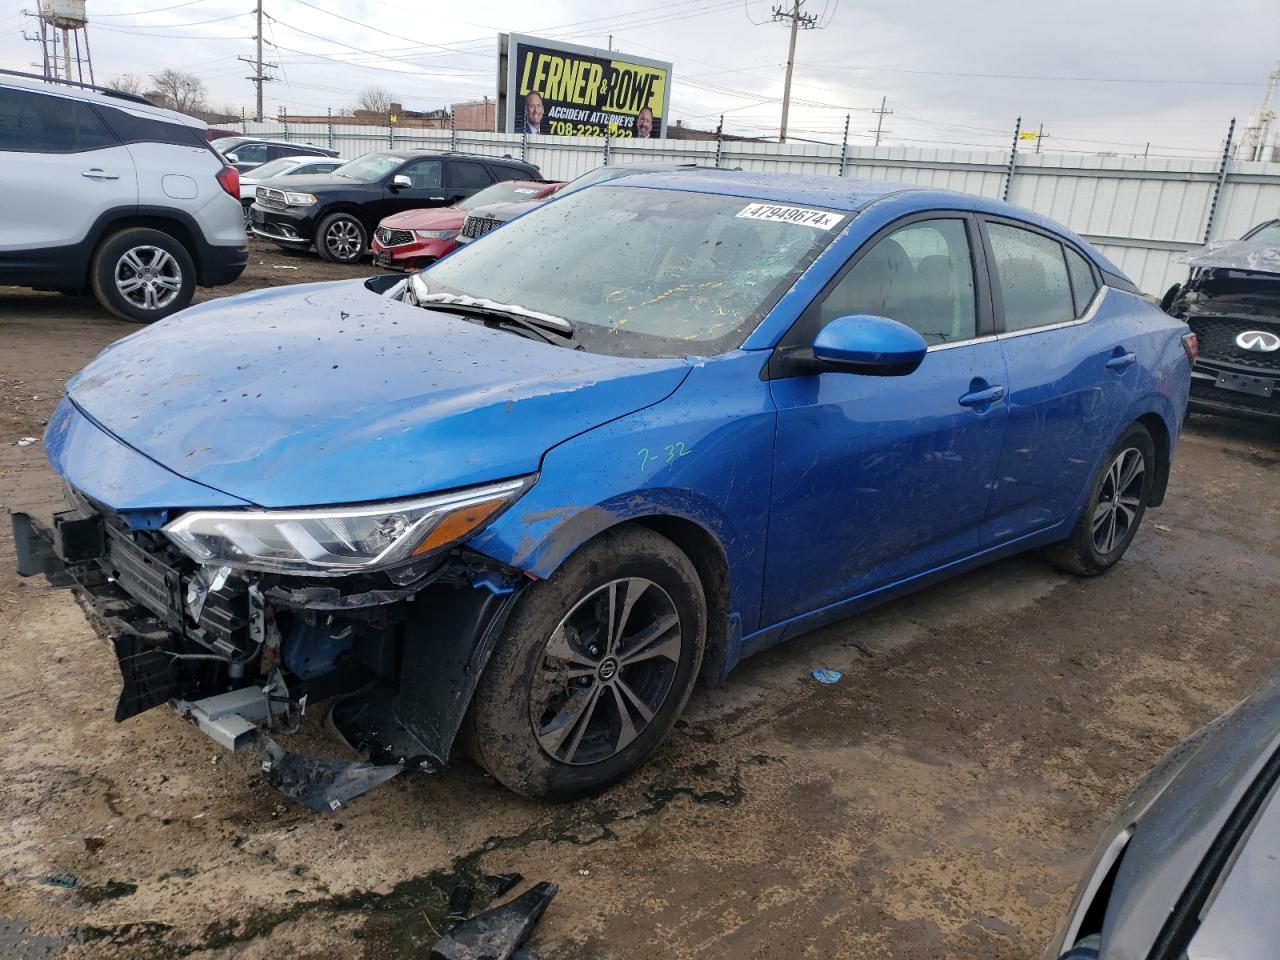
[1045,423,1155,576]
[89,227,195,323]
[465,526,706,799]
[315,212,367,263]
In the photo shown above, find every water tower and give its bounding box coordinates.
[36,0,95,84]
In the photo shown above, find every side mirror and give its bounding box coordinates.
[390,174,411,191]
[811,314,927,376]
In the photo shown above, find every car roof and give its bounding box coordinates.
[0,72,203,129]
[610,170,1116,269]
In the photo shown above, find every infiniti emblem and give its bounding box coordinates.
[1235,330,1280,353]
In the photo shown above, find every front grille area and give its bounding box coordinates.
[255,186,287,210]
[69,490,252,653]
[460,216,501,240]
[1187,315,1280,372]
[375,226,414,247]
[1191,377,1280,416]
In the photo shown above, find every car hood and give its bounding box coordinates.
[380,207,465,230]
[471,199,545,222]
[260,173,358,192]
[64,280,691,508]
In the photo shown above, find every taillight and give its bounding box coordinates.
[1180,331,1199,363]
[216,165,239,199]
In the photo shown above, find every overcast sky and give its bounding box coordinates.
[2,0,1276,158]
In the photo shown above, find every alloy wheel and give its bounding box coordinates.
[325,218,362,260]
[531,578,683,766]
[1092,446,1145,554]
[114,245,182,312]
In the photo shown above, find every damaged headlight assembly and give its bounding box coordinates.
[161,476,533,577]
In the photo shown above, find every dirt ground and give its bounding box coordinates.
[0,240,1278,959]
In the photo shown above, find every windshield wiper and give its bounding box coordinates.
[403,276,575,340]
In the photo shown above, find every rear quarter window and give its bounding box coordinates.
[99,106,207,148]
[1064,247,1100,316]
[987,222,1076,332]
[0,88,117,153]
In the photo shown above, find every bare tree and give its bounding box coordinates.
[356,86,395,115]
[148,69,208,113]
[107,73,145,95]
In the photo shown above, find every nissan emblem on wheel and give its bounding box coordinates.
[13,170,1193,810]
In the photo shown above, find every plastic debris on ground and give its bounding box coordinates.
[259,736,404,812]
[41,873,77,888]
[16,437,39,447]
[811,668,842,684]
[429,881,558,960]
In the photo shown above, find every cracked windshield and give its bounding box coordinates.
[418,185,845,356]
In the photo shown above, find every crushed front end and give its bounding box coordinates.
[12,481,530,812]
[1167,242,1280,421]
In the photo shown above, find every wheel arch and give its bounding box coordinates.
[317,202,376,233]
[87,210,205,284]
[1136,410,1173,507]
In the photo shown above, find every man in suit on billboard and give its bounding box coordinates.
[522,91,545,134]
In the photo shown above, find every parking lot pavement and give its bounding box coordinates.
[0,248,1277,959]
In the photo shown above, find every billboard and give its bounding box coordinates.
[501,33,672,139]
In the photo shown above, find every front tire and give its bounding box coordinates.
[315,211,367,263]
[89,227,195,323]
[1045,424,1155,576]
[466,526,706,799]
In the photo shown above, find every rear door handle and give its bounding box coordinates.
[958,385,1005,407]
[81,169,120,180]
[1106,352,1137,370]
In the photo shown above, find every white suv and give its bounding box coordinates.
[0,71,248,322]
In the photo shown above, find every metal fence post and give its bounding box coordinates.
[603,125,611,166]
[388,116,394,149]
[281,109,288,143]
[450,111,457,152]
[1003,116,1021,202]
[521,129,528,162]
[714,114,724,169]
[241,107,247,134]
[839,113,849,177]
[1203,117,1236,243]
[327,108,334,151]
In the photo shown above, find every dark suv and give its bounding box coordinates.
[210,136,337,174]
[1162,220,1280,421]
[249,151,540,263]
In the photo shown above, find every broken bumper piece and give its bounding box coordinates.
[11,503,525,811]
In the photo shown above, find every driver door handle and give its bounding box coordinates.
[958,384,1005,407]
[81,168,120,180]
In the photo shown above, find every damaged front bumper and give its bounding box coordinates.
[11,496,526,811]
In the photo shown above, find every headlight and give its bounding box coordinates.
[284,192,317,206]
[163,477,532,576]
[414,229,456,239]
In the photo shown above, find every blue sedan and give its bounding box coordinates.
[14,172,1195,806]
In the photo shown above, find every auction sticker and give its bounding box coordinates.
[735,202,842,230]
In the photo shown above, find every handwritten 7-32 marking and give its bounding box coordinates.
[638,442,693,470]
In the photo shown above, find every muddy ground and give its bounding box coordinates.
[1,240,1278,959]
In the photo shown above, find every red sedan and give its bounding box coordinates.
[371,179,564,271]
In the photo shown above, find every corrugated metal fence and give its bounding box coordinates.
[240,120,1280,296]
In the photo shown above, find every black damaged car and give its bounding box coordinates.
[249,150,540,263]
[1161,220,1280,421]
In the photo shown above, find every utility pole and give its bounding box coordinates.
[870,96,892,146]
[771,0,818,143]
[237,0,277,122]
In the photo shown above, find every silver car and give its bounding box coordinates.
[1049,672,1280,959]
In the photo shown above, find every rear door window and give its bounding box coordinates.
[448,160,494,189]
[0,89,117,153]
[400,159,443,189]
[987,222,1076,332]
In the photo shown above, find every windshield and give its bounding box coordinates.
[1246,223,1280,244]
[459,182,545,210]
[418,185,846,357]
[210,137,245,152]
[332,153,403,182]
[246,157,301,180]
